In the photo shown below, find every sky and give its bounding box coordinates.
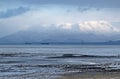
[0,0,120,40]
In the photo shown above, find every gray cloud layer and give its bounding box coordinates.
[0,0,120,41]
[0,7,29,18]
[1,0,120,8]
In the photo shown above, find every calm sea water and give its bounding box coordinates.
[0,45,120,76]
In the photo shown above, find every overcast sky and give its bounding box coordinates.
[0,0,120,38]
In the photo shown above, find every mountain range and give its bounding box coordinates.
[0,26,120,45]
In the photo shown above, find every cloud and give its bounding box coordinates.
[57,23,72,29]
[55,21,120,34]
[77,7,101,13]
[78,21,120,34]
[0,7,29,18]
[0,0,119,42]
[0,5,119,38]
[77,7,90,12]
[1,0,120,8]
[21,0,120,8]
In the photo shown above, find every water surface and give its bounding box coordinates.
[0,45,120,78]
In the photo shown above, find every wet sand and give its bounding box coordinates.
[59,72,120,79]
[0,63,120,79]
[0,64,120,79]
[0,72,120,79]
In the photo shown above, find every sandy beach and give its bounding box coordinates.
[0,70,120,79]
[59,72,120,79]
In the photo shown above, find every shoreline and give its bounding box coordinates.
[0,64,120,79]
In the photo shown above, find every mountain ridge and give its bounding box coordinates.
[0,27,120,44]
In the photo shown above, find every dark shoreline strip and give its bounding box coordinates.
[13,64,120,72]
[48,54,120,58]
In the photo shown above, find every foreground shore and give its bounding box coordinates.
[1,72,120,79]
[59,72,120,79]
[0,63,120,79]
